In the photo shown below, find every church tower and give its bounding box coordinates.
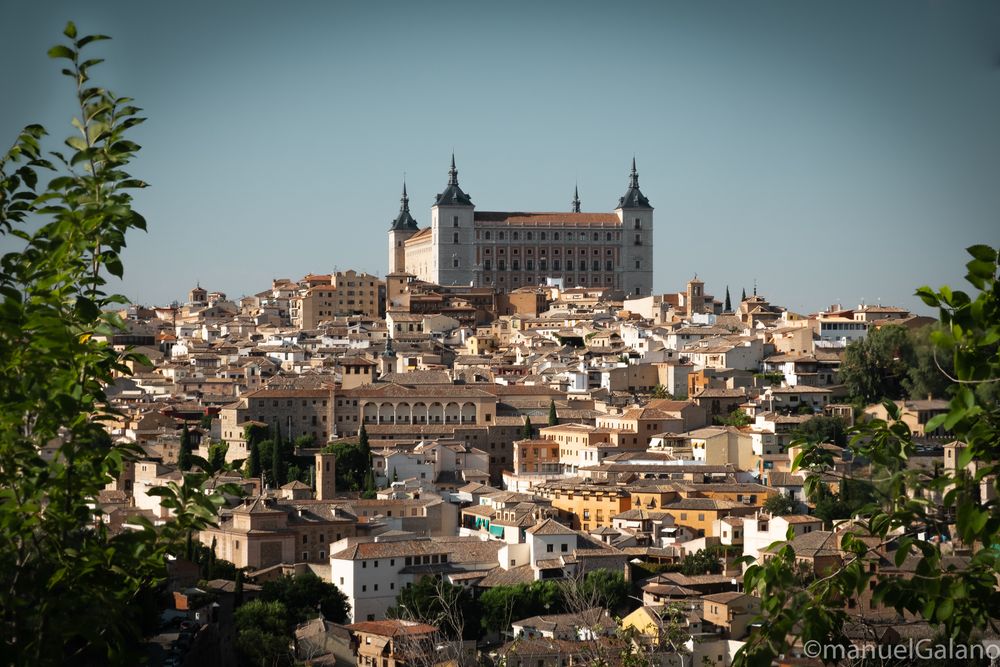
[388,181,419,275]
[431,154,476,286]
[616,158,654,297]
[315,451,336,500]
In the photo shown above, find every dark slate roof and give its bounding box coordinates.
[617,159,652,209]
[434,155,474,207]
[390,183,419,230]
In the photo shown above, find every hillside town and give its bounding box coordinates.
[95,252,976,666]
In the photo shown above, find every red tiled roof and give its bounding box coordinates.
[474,212,620,225]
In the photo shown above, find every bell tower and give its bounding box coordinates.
[616,158,654,297]
[388,180,419,274]
[431,154,476,286]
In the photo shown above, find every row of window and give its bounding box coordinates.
[483,247,616,256]
[358,553,449,569]
[483,259,623,271]
[255,399,328,408]
[475,229,641,242]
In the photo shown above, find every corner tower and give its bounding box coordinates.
[616,158,653,297]
[431,154,476,286]
[388,181,419,275]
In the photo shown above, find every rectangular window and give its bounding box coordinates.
[453,216,459,227]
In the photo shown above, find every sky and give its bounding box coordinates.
[1,1,998,315]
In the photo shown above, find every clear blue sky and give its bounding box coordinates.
[2,1,998,314]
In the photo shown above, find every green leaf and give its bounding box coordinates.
[935,596,954,622]
[77,35,111,48]
[966,259,996,280]
[924,413,948,433]
[47,45,75,61]
[63,21,77,39]
[966,244,997,262]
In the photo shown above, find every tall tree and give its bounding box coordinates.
[522,415,533,440]
[178,425,193,471]
[741,287,747,301]
[358,423,370,453]
[206,441,228,473]
[234,569,245,608]
[234,600,292,667]
[0,25,236,662]
[793,415,848,447]
[903,324,954,400]
[838,324,914,404]
[724,286,732,312]
[261,572,350,624]
[548,400,558,426]
[271,436,285,488]
[246,440,262,479]
[736,245,1000,666]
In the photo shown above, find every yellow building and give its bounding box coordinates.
[290,270,385,327]
[533,479,631,531]
[660,498,757,538]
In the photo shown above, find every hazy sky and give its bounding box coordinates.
[2,1,998,314]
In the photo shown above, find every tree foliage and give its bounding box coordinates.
[839,324,915,404]
[680,548,723,575]
[572,568,630,615]
[651,384,673,400]
[548,399,558,426]
[388,575,481,640]
[178,425,193,471]
[234,599,292,667]
[735,245,1000,667]
[324,440,369,492]
[478,579,564,635]
[0,23,237,664]
[762,493,798,516]
[717,408,751,427]
[261,571,350,625]
[793,414,848,447]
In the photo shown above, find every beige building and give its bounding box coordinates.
[199,495,359,569]
[336,383,498,436]
[219,386,336,458]
[290,270,385,328]
[388,157,654,296]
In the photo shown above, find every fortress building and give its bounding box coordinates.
[388,157,653,296]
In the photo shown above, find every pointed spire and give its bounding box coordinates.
[390,178,419,230]
[571,184,581,213]
[435,153,473,206]
[617,157,651,209]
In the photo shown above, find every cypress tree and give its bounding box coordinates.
[178,425,192,471]
[247,440,261,479]
[271,441,284,488]
[548,400,558,427]
[207,537,217,580]
[724,286,732,312]
[741,287,747,302]
[522,415,533,440]
[234,569,244,607]
[358,423,370,454]
[363,467,377,499]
